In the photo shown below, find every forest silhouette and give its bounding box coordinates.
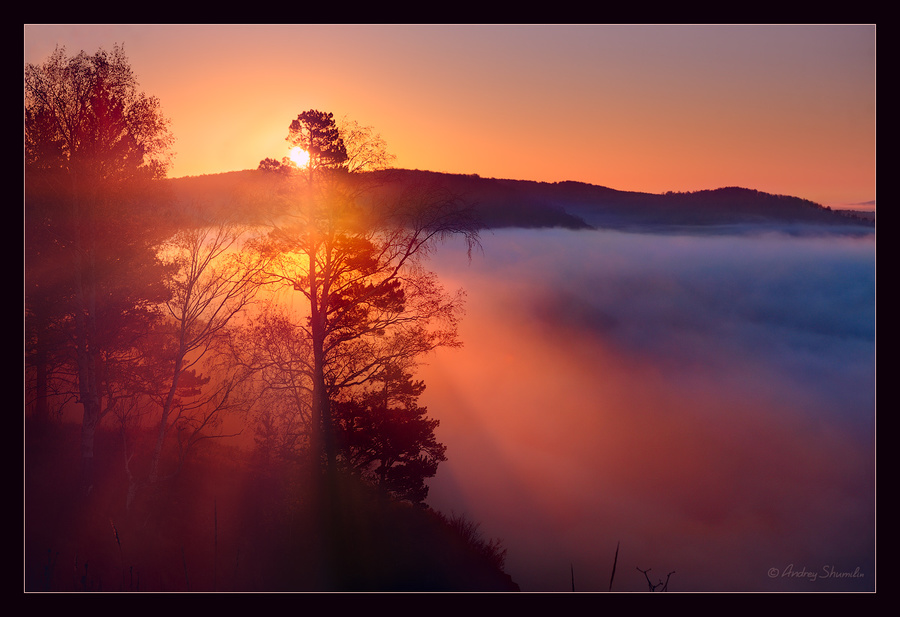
[24,45,517,592]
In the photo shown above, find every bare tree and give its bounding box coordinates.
[232,301,315,466]
[637,567,675,592]
[140,222,269,485]
[337,116,397,174]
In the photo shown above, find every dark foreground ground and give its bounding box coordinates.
[24,420,519,592]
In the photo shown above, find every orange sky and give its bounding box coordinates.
[24,24,876,208]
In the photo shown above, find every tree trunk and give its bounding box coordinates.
[33,345,50,424]
[80,410,98,496]
[308,248,335,476]
[149,356,184,484]
[74,186,103,497]
[75,335,102,496]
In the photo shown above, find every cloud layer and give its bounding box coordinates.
[418,228,875,591]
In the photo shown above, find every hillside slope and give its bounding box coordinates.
[24,422,520,592]
[165,168,874,234]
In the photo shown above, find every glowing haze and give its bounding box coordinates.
[23,24,875,209]
[24,24,876,592]
[419,229,875,591]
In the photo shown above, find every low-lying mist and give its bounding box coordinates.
[417,227,875,591]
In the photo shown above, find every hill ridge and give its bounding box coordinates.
[166,168,875,233]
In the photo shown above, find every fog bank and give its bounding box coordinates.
[418,228,875,591]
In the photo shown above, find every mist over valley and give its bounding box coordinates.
[418,223,875,591]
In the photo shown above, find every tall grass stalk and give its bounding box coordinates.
[609,541,619,592]
[110,519,125,590]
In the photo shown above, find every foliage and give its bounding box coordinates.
[435,511,508,572]
[287,109,348,171]
[259,113,395,178]
[333,364,446,504]
[106,222,269,501]
[248,109,478,480]
[25,63,478,577]
[24,44,174,182]
[25,44,176,493]
[337,116,396,173]
[235,303,315,464]
[257,156,292,174]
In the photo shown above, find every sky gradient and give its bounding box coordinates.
[24,24,876,208]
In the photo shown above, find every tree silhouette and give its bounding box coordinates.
[236,302,316,465]
[637,567,675,592]
[24,211,75,425]
[287,110,348,173]
[250,110,478,481]
[337,116,396,174]
[333,363,446,505]
[25,45,175,494]
[257,156,292,174]
[140,223,269,487]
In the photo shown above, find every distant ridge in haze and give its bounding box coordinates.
[167,168,875,234]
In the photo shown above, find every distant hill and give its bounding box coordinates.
[166,168,875,234]
[836,209,875,222]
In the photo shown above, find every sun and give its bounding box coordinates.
[289,146,310,168]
